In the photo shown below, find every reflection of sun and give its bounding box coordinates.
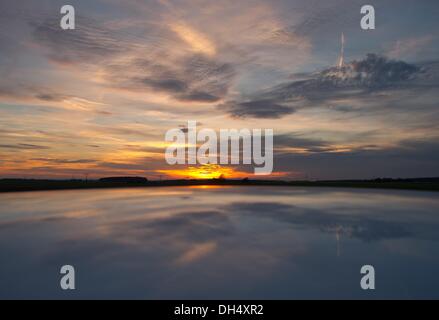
[157,164,249,180]
[189,185,230,189]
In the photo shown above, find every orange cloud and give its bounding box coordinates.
[170,22,216,56]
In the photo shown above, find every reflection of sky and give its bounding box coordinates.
[1,186,439,299]
[0,1,439,179]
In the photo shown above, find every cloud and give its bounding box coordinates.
[220,99,295,119]
[34,93,66,102]
[32,16,127,64]
[170,22,216,56]
[0,83,106,113]
[30,158,97,164]
[16,0,313,109]
[285,0,361,38]
[0,144,50,150]
[29,11,237,104]
[387,138,439,162]
[107,54,236,103]
[387,35,435,60]
[274,130,385,155]
[266,54,422,101]
[2,0,439,181]
[179,91,221,103]
[220,54,438,119]
[141,78,188,94]
[274,137,439,180]
[274,133,332,153]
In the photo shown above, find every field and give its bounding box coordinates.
[1,178,438,193]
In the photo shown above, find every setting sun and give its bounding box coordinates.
[157,164,250,180]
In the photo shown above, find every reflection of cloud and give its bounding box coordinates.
[2,186,439,298]
[175,242,217,265]
[111,211,233,243]
[225,202,413,242]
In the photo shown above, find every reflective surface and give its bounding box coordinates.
[1,186,439,299]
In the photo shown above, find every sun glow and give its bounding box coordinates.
[157,164,250,180]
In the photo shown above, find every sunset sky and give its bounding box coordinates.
[0,0,438,180]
